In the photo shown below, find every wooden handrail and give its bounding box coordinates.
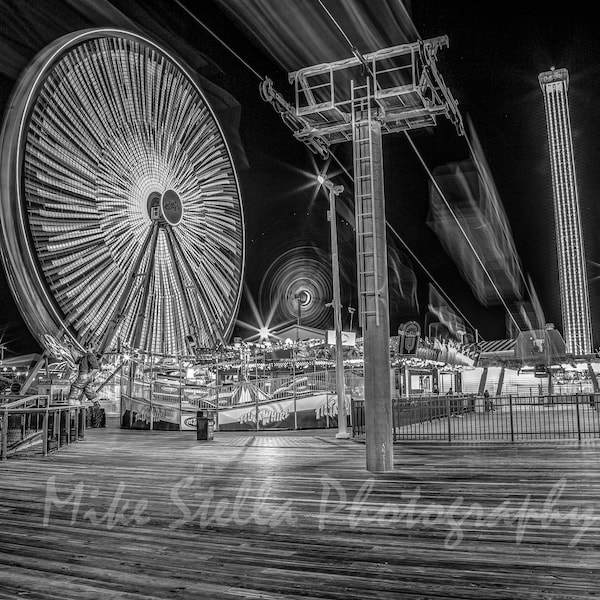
[0,404,85,460]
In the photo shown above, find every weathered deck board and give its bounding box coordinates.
[1,425,599,599]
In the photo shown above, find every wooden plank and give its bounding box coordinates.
[0,426,599,598]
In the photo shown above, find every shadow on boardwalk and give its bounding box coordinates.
[1,425,599,599]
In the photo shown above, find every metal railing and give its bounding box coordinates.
[1,395,85,459]
[352,393,600,441]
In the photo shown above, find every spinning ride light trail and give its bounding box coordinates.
[258,246,340,332]
[0,28,245,357]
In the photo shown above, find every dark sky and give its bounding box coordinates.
[1,1,600,356]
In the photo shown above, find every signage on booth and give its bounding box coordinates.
[398,321,420,355]
[326,330,356,346]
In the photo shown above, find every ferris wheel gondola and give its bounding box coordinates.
[0,28,245,357]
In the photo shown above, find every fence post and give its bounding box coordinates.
[446,396,452,442]
[509,395,514,442]
[42,409,48,457]
[1,407,7,460]
[66,408,71,445]
[54,409,59,448]
[575,393,581,441]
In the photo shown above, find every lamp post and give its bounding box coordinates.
[318,175,349,439]
[348,307,356,332]
[293,291,307,341]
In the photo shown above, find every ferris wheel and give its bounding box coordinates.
[0,28,245,357]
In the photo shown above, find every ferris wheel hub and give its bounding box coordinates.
[147,190,183,227]
[160,189,183,226]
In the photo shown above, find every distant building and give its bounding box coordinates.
[539,67,592,354]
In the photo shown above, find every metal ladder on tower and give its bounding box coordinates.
[351,78,380,328]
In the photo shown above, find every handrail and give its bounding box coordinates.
[1,404,85,460]
[1,394,50,410]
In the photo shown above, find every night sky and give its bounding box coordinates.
[1,1,599,357]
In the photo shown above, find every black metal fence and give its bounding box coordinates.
[351,393,600,441]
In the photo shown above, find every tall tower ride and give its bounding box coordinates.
[539,67,592,355]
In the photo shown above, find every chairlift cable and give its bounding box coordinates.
[173,0,265,81]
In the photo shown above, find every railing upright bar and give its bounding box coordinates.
[446,396,451,442]
[509,395,514,442]
[575,394,581,441]
[66,408,71,446]
[1,407,7,460]
[53,409,59,449]
[42,408,49,456]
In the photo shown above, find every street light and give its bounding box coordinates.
[293,290,308,341]
[348,307,356,331]
[318,174,349,439]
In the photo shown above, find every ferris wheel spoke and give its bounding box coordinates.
[165,228,225,346]
[161,228,207,345]
[130,224,160,350]
[99,223,158,352]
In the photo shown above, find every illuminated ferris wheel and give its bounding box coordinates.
[0,28,245,357]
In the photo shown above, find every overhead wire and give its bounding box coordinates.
[173,0,264,81]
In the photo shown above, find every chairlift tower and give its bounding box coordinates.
[289,37,463,471]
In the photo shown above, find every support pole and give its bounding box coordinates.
[354,118,393,472]
[1,407,7,460]
[327,185,349,439]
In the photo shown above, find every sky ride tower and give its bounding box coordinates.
[288,37,463,471]
[539,67,592,355]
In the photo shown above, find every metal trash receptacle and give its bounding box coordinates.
[196,411,214,441]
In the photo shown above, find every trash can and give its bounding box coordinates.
[196,411,214,441]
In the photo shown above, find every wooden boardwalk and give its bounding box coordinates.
[1,423,599,599]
